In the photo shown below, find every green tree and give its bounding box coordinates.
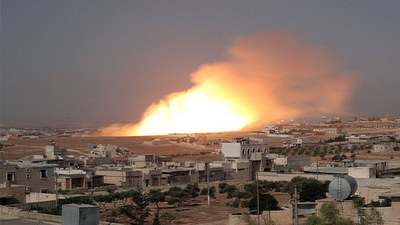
[218,182,228,193]
[306,215,325,225]
[249,193,278,212]
[185,183,200,198]
[148,189,165,209]
[200,186,216,198]
[166,187,190,210]
[152,211,161,225]
[299,179,327,202]
[357,207,384,225]
[223,185,238,198]
[316,202,355,225]
[93,194,113,211]
[118,189,150,225]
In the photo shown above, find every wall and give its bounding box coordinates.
[26,193,57,203]
[229,209,292,225]
[257,172,335,182]
[348,167,375,178]
[225,170,249,181]
[0,184,26,204]
[0,205,62,223]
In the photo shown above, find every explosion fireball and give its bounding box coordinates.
[101,31,360,136]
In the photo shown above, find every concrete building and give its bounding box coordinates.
[45,145,67,159]
[221,138,269,160]
[128,154,172,168]
[262,125,279,134]
[57,170,104,190]
[143,139,169,146]
[0,182,27,204]
[342,159,387,170]
[0,163,56,193]
[373,143,396,152]
[95,168,142,188]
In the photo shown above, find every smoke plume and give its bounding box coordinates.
[101,30,360,136]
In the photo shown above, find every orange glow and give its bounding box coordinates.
[101,31,360,136]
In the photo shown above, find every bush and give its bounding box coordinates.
[249,194,278,212]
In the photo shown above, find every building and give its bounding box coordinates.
[262,126,279,134]
[57,169,104,190]
[0,163,56,193]
[45,145,67,159]
[221,138,269,160]
[0,182,27,204]
[342,159,387,170]
[373,143,396,152]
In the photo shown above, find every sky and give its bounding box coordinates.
[1,1,400,128]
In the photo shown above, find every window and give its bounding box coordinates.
[40,170,47,178]
[26,169,31,173]
[26,174,31,178]
[41,189,49,193]
[6,173,15,181]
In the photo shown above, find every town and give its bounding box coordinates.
[1,117,400,224]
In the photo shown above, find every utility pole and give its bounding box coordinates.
[256,170,260,225]
[294,185,298,225]
[316,159,319,181]
[121,161,124,188]
[207,163,210,206]
[55,170,58,206]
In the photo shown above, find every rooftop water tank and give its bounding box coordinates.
[328,175,358,200]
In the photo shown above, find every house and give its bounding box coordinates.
[45,145,67,159]
[221,138,269,160]
[0,163,56,193]
[342,159,387,170]
[373,143,396,152]
[56,169,104,190]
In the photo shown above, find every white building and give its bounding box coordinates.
[221,138,269,160]
[262,126,279,134]
[373,143,396,152]
[45,145,67,159]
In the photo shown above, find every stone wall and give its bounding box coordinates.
[356,186,389,203]
[0,205,61,222]
[229,209,292,225]
[225,170,249,181]
[258,172,335,182]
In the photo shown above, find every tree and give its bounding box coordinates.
[319,202,340,224]
[223,185,238,198]
[306,215,325,225]
[357,207,384,225]
[152,211,161,225]
[315,202,355,225]
[299,179,327,202]
[249,193,278,212]
[166,187,190,211]
[148,189,165,209]
[93,194,113,211]
[218,182,228,193]
[119,189,150,225]
[185,183,200,198]
[200,186,216,198]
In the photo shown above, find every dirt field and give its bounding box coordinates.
[0,136,221,161]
